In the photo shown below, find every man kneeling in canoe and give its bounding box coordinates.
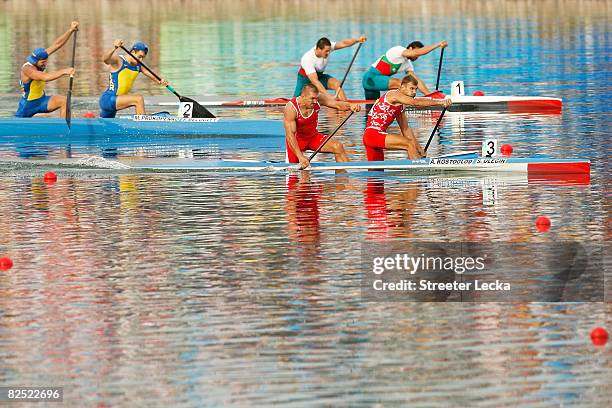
[363,75,452,161]
[15,21,79,118]
[285,83,360,169]
[362,40,447,101]
[294,36,367,101]
[99,40,169,118]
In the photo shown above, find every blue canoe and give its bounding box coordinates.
[0,116,285,154]
[0,115,284,138]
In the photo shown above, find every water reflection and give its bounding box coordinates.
[0,170,607,405]
[364,178,420,239]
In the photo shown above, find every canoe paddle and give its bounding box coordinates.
[339,42,364,90]
[308,111,355,161]
[435,47,444,91]
[425,47,445,99]
[120,45,215,118]
[423,106,447,154]
[65,29,77,129]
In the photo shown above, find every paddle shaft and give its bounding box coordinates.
[308,111,355,161]
[339,42,363,89]
[424,107,447,153]
[435,47,444,91]
[66,30,77,128]
[120,45,215,118]
[120,45,182,98]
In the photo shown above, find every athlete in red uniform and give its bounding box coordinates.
[363,74,452,161]
[284,83,360,169]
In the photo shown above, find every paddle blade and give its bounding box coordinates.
[66,84,73,129]
[179,96,216,118]
[425,91,446,99]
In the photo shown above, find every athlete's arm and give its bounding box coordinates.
[283,103,310,169]
[317,93,361,112]
[406,70,431,95]
[388,92,452,108]
[22,65,73,82]
[46,21,79,56]
[306,73,333,99]
[102,40,123,68]
[401,40,447,59]
[334,35,367,50]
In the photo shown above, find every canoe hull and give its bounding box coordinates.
[156,95,563,113]
[131,157,590,174]
[0,117,284,138]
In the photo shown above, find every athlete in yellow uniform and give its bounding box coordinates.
[99,39,169,118]
[15,21,78,118]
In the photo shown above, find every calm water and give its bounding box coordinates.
[0,1,610,406]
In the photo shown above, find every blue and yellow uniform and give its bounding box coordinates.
[99,56,141,118]
[15,48,51,117]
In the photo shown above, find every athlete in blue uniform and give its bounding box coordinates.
[99,39,169,118]
[15,21,79,118]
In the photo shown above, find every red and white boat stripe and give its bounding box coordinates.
[527,161,590,174]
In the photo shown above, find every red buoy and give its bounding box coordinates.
[0,257,13,271]
[591,327,608,346]
[500,144,513,156]
[473,90,485,96]
[535,216,551,232]
[83,111,96,118]
[44,171,58,183]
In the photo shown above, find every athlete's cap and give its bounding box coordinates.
[27,48,49,64]
[130,42,149,55]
